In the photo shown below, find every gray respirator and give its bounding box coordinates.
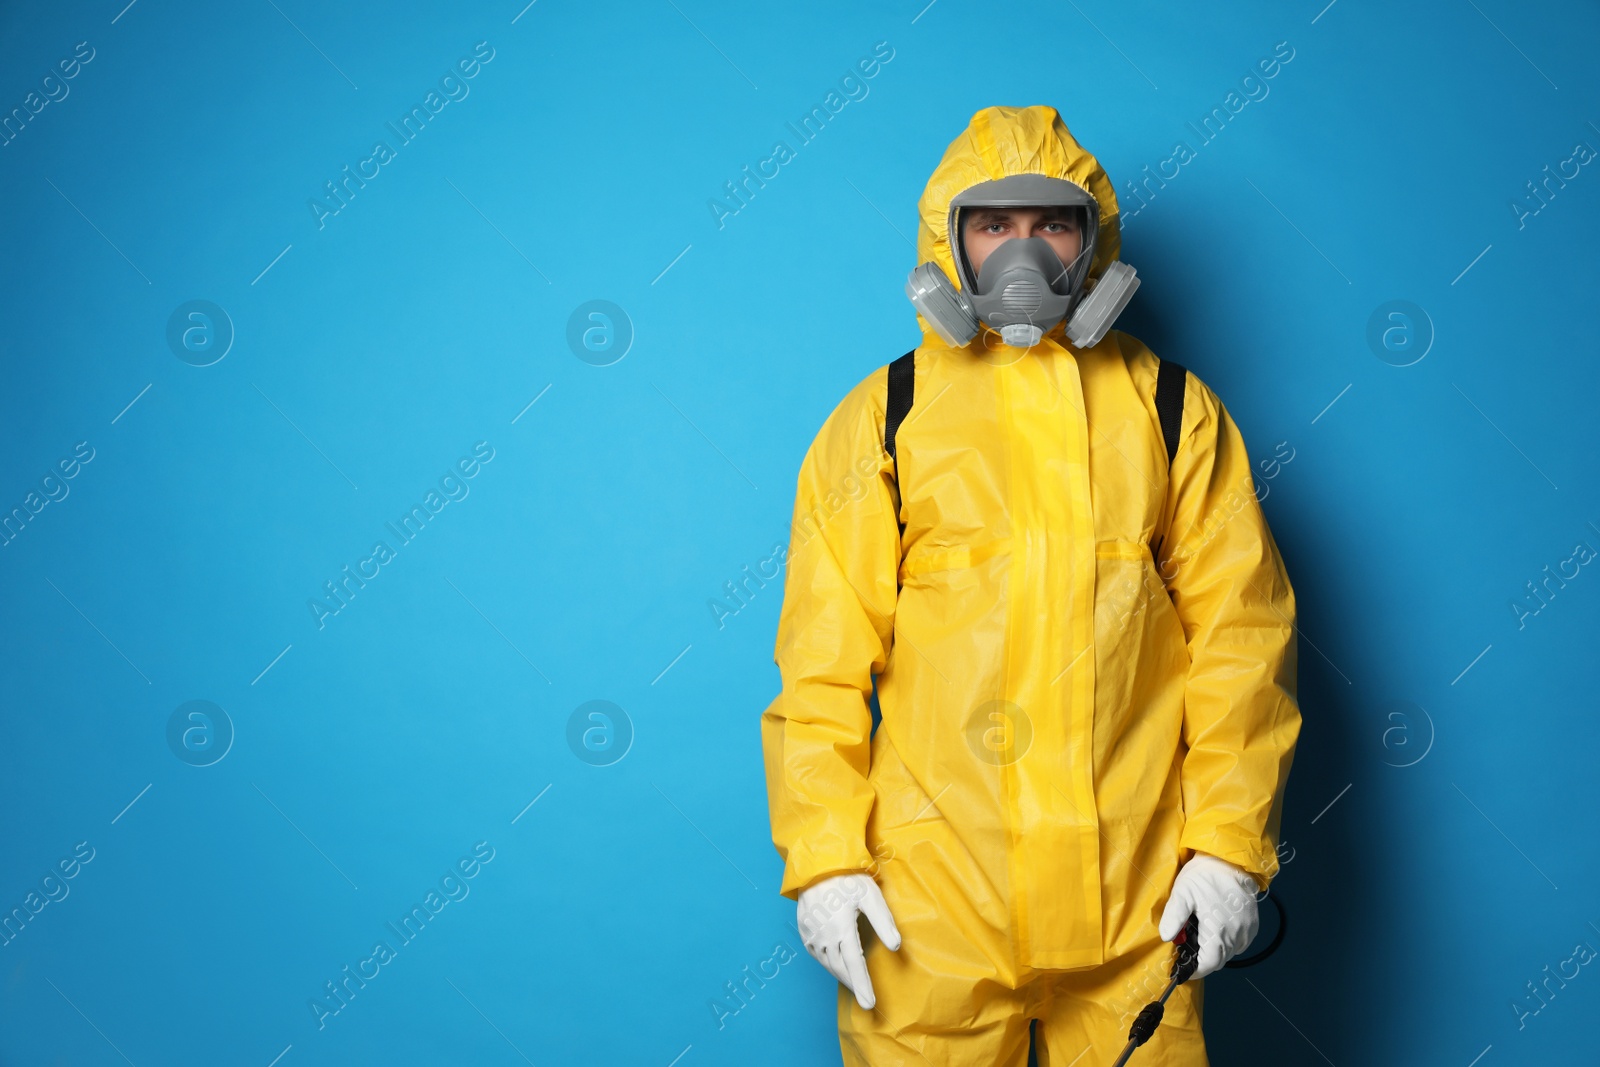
[906,174,1140,349]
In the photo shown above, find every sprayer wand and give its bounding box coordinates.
[1109,913,1201,1067]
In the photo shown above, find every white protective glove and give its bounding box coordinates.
[796,873,902,1010]
[1158,851,1260,980]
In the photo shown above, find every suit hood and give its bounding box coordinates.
[914,105,1123,343]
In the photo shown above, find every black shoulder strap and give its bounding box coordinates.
[1155,357,1187,467]
[885,349,916,464]
[1150,357,1188,571]
[885,349,916,537]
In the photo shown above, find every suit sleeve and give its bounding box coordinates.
[1157,373,1302,894]
[760,369,902,901]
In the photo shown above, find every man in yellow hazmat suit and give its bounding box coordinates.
[760,105,1301,1065]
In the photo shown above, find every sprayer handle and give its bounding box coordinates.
[1170,913,1201,983]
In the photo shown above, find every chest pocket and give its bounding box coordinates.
[898,537,1012,584]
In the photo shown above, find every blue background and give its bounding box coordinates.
[2,0,1598,1064]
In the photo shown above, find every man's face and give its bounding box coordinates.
[961,206,1083,284]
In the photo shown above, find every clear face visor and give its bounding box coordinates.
[948,174,1101,298]
[955,204,1094,297]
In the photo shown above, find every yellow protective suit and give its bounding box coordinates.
[760,105,1301,1066]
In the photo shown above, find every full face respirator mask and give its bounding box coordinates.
[905,173,1140,349]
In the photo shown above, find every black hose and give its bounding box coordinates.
[1225,891,1286,968]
